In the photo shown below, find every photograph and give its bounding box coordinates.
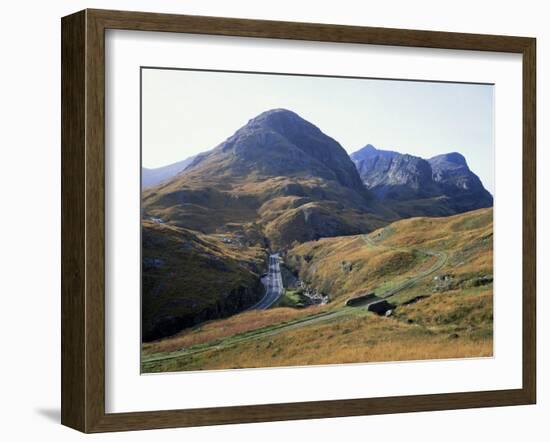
[140,68,494,374]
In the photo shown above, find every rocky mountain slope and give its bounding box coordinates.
[143,109,390,250]
[351,144,493,217]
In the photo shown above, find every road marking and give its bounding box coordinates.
[248,253,284,310]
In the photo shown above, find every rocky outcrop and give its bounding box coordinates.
[352,144,439,200]
[351,144,493,217]
[428,152,493,212]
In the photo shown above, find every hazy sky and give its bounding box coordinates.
[142,68,494,194]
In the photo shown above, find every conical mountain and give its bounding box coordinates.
[182,109,367,194]
[143,109,388,250]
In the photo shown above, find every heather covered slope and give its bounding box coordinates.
[351,144,493,218]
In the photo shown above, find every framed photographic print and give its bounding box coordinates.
[61,9,536,433]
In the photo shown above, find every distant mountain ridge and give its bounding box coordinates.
[142,156,195,189]
[351,144,493,217]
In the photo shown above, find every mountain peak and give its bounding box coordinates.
[351,144,399,162]
[245,108,317,135]
[180,108,369,197]
[429,152,467,167]
[255,108,298,118]
[353,144,377,155]
[351,145,492,215]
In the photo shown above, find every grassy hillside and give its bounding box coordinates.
[142,208,493,371]
[143,175,390,250]
[143,302,491,372]
[285,207,492,303]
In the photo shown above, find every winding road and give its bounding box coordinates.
[248,253,284,310]
[142,236,450,369]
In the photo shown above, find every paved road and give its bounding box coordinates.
[249,253,284,310]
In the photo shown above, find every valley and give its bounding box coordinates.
[142,208,493,372]
[140,108,494,372]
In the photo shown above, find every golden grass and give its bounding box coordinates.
[286,208,493,303]
[379,208,493,250]
[142,307,320,354]
[147,308,492,372]
[287,236,432,302]
[142,208,494,373]
[197,337,493,370]
[394,286,493,329]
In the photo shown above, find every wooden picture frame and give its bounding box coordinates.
[61,8,536,433]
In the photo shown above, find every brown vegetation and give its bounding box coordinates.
[143,307,318,354]
[142,208,493,372]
